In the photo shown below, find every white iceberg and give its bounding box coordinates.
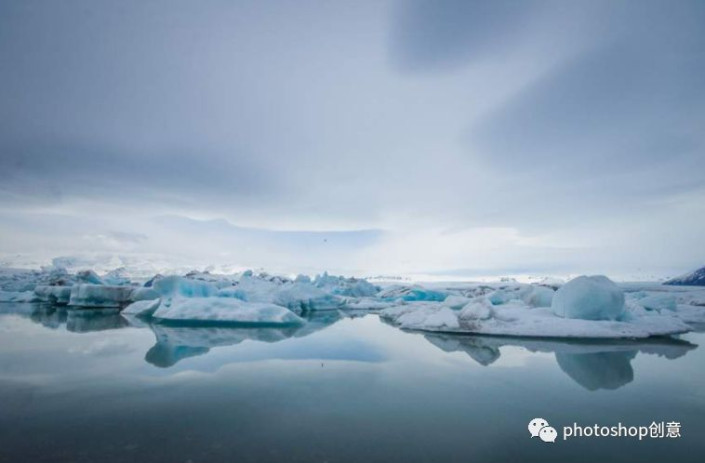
[152,297,304,325]
[272,283,344,312]
[380,300,691,338]
[635,293,677,312]
[122,298,161,316]
[552,275,625,320]
[313,272,379,297]
[523,285,555,308]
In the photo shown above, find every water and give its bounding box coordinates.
[1,303,704,462]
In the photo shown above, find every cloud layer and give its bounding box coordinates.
[1,0,703,278]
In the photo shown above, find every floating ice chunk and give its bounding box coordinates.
[102,267,131,286]
[383,303,459,330]
[152,276,218,298]
[216,287,247,299]
[442,295,472,310]
[0,290,40,303]
[421,307,460,330]
[638,294,677,312]
[35,285,73,305]
[313,272,379,297]
[273,283,344,312]
[129,287,160,302]
[523,286,555,308]
[378,285,447,302]
[76,270,105,285]
[341,298,395,310]
[552,276,625,320]
[152,297,304,325]
[295,274,312,283]
[488,286,531,305]
[122,298,161,316]
[459,298,493,320]
[232,274,281,302]
[380,300,691,338]
[69,284,133,308]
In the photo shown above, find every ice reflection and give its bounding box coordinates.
[3,303,699,389]
[141,311,348,367]
[423,332,697,390]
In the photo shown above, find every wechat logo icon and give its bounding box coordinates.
[528,418,557,443]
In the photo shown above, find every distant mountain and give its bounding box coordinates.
[664,267,705,286]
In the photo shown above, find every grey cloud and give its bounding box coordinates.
[390,0,539,71]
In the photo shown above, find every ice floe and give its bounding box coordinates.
[152,297,304,325]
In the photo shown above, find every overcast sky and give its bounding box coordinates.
[1,0,704,279]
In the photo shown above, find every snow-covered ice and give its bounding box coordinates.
[152,297,304,325]
[380,276,704,338]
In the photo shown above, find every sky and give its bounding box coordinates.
[0,0,704,279]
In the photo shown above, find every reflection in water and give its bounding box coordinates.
[66,309,129,332]
[0,303,132,333]
[2,302,698,391]
[555,351,636,390]
[144,311,346,367]
[423,332,697,390]
[30,306,68,329]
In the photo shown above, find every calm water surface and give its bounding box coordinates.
[1,303,704,462]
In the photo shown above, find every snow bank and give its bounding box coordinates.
[152,297,304,325]
[552,276,625,320]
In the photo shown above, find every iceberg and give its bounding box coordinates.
[35,285,73,305]
[487,286,531,305]
[636,294,677,312]
[380,296,693,338]
[523,285,555,308]
[129,287,160,302]
[441,295,473,310]
[68,284,134,308]
[152,297,304,325]
[313,272,379,297]
[378,285,447,302]
[122,299,161,317]
[551,275,625,320]
[0,290,40,303]
[272,283,344,312]
[152,276,218,298]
